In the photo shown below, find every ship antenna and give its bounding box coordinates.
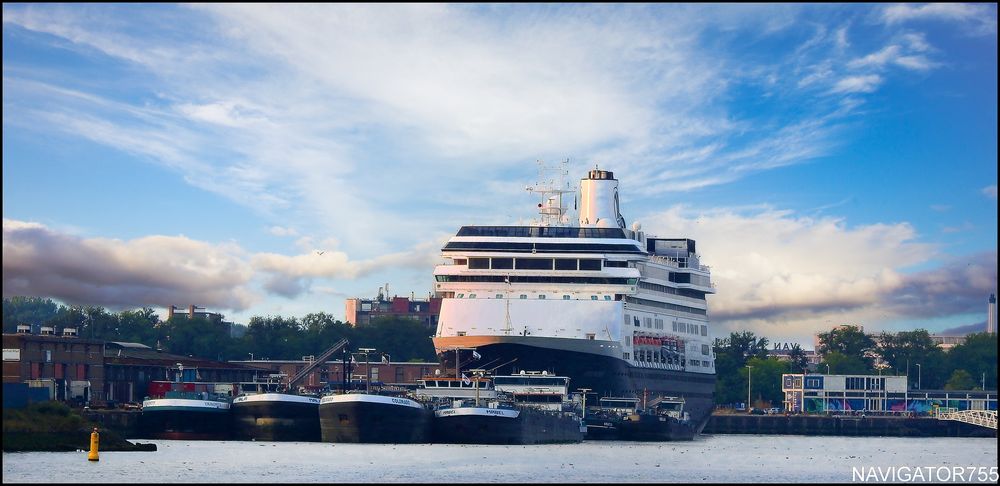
[504,275,513,335]
[525,159,575,227]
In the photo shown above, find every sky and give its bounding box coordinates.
[3,3,997,348]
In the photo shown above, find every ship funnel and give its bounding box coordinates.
[578,168,626,229]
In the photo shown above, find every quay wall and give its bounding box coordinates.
[82,409,141,438]
[704,413,996,438]
[71,409,999,440]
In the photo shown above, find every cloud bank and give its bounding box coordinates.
[3,219,257,311]
[641,206,996,341]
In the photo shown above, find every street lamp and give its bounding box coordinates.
[577,388,592,420]
[825,363,831,375]
[916,364,922,390]
[359,348,376,393]
[746,365,753,413]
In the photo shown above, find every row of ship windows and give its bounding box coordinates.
[443,242,642,254]
[624,296,708,317]
[436,275,638,285]
[637,281,706,300]
[455,226,628,239]
[623,352,714,368]
[455,293,615,301]
[626,314,708,336]
[460,257,626,271]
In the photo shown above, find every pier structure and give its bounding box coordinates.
[935,408,997,430]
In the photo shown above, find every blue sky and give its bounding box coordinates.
[3,4,997,347]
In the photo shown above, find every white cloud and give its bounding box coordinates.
[2,218,258,311]
[830,74,883,94]
[983,185,998,199]
[268,226,298,237]
[835,26,850,50]
[882,3,997,35]
[251,239,444,298]
[942,222,975,234]
[1,3,871,251]
[1,218,449,310]
[848,45,903,69]
[640,207,994,342]
[847,44,937,72]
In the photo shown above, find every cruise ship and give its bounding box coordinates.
[431,165,716,435]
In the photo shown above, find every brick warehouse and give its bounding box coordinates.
[3,328,106,405]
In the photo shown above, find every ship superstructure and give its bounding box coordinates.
[431,164,717,434]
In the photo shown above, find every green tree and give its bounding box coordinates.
[817,325,875,370]
[746,357,790,409]
[943,369,976,390]
[876,329,941,372]
[713,331,770,405]
[116,308,162,345]
[300,312,355,356]
[947,332,998,391]
[1,296,64,333]
[242,315,306,360]
[819,351,870,375]
[787,344,809,373]
[715,330,770,365]
[355,317,436,362]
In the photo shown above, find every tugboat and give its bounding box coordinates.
[584,395,695,441]
[428,370,583,445]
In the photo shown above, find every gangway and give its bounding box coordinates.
[286,338,349,389]
[935,407,997,430]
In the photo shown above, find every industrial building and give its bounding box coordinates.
[344,286,441,328]
[3,326,105,406]
[3,326,260,407]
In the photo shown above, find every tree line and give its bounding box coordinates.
[2,296,437,363]
[713,325,997,408]
[5,297,995,406]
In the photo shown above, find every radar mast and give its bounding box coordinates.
[525,159,575,227]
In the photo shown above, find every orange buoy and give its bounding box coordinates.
[88,427,99,462]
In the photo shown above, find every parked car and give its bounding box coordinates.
[766,408,782,415]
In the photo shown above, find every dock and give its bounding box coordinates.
[704,413,997,438]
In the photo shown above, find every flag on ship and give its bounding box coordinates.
[462,373,471,385]
[472,350,482,360]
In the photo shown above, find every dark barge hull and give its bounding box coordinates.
[617,415,697,441]
[436,340,716,435]
[319,394,432,443]
[231,394,321,442]
[433,408,583,445]
[137,407,231,440]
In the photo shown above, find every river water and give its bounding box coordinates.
[3,435,997,483]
